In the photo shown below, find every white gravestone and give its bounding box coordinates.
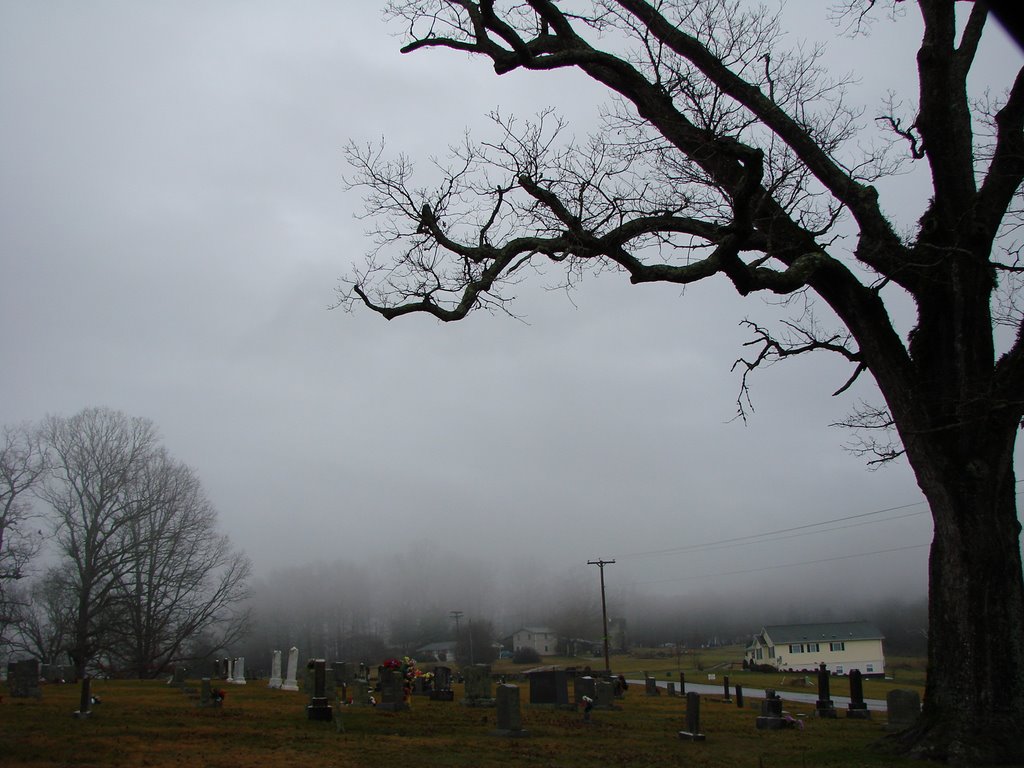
[282,646,299,691]
[268,650,282,689]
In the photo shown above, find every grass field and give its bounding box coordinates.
[1,662,924,768]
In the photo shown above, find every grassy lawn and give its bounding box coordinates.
[1,670,922,768]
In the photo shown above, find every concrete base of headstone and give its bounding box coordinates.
[268,677,282,689]
[429,690,454,701]
[846,706,872,720]
[678,730,706,741]
[491,727,531,737]
[814,705,838,718]
[307,697,333,721]
[462,697,497,708]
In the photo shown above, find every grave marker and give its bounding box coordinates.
[282,647,299,691]
[678,691,706,741]
[847,669,871,719]
[306,659,333,721]
[886,689,921,732]
[268,650,282,689]
[491,684,529,737]
[814,663,836,718]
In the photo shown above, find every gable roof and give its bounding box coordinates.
[760,621,884,644]
[515,627,555,635]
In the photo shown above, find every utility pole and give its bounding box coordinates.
[450,610,463,661]
[588,558,615,674]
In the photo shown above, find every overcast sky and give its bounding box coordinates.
[1,2,1019,607]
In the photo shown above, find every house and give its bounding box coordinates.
[745,621,885,676]
[415,641,457,663]
[512,627,558,656]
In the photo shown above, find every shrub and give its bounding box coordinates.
[512,647,541,664]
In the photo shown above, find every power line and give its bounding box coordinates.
[618,501,929,560]
[630,543,930,586]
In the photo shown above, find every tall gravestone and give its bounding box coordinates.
[678,691,706,741]
[282,647,299,691]
[491,684,529,737]
[645,676,660,696]
[306,659,333,721]
[722,674,732,703]
[268,650,282,689]
[231,657,246,684]
[814,663,836,718]
[756,688,789,730]
[847,669,871,719]
[594,679,617,710]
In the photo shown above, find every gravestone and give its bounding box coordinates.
[462,664,495,707]
[170,666,188,687]
[678,691,706,741]
[756,688,787,730]
[594,679,617,710]
[679,671,686,695]
[306,659,333,721]
[430,665,454,701]
[491,684,529,737]
[346,678,373,706]
[225,657,234,682]
[231,657,246,684]
[666,681,676,696]
[645,676,660,696]
[575,675,596,706]
[814,663,836,718]
[62,665,78,683]
[377,667,409,712]
[722,674,732,703]
[735,684,744,708]
[527,668,570,707]
[282,646,299,691]
[42,663,61,683]
[268,650,282,689]
[847,669,871,719]
[199,678,220,708]
[7,659,42,699]
[886,689,921,732]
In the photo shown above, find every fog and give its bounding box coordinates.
[1,1,1019,652]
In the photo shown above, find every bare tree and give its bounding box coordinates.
[37,407,250,678]
[10,567,77,666]
[0,423,46,646]
[340,2,1023,763]
[105,450,251,679]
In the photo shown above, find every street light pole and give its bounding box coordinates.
[587,558,615,674]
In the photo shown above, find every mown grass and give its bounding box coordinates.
[1,672,921,768]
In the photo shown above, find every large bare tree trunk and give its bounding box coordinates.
[905,438,1024,763]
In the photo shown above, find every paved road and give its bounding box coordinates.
[628,678,887,712]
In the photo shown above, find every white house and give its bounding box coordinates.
[746,621,885,676]
[512,627,558,656]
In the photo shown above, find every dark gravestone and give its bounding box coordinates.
[886,689,921,732]
[722,674,732,703]
[735,684,744,708]
[814,663,837,718]
[756,688,791,730]
[574,675,596,705]
[8,659,42,699]
[678,691,706,741]
[679,671,686,695]
[528,668,569,706]
[666,681,677,697]
[594,680,617,710]
[847,669,871,719]
[462,664,495,707]
[377,667,409,712]
[306,660,333,721]
[430,665,454,701]
[644,676,660,696]
[491,684,529,737]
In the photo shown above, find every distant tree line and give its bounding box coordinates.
[0,407,250,678]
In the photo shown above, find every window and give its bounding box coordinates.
[836,665,844,674]
[789,644,804,653]
[806,643,819,653]
[866,664,874,673]
[830,641,845,652]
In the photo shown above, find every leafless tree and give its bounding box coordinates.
[104,449,251,679]
[10,567,77,666]
[37,407,250,678]
[0,423,46,647]
[340,2,1023,763]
